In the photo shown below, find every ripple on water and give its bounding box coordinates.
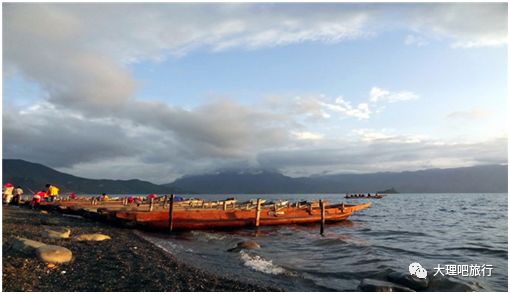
[442,246,508,259]
[190,230,228,241]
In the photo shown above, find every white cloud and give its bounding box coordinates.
[369,87,390,102]
[369,87,419,103]
[404,3,507,49]
[290,86,418,122]
[352,129,427,144]
[291,96,332,120]
[293,131,324,140]
[302,87,418,121]
[353,129,395,142]
[320,97,371,120]
[4,3,373,66]
[4,3,505,76]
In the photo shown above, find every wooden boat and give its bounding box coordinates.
[345,194,385,199]
[114,201,371,230]
[37,197,370,231]
[367,195,385,199]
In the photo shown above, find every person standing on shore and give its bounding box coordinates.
[45,184,59,202]
[31,191,45,208]
[13,186,23,205]
[3,183,14,204]
[101,193,109,201]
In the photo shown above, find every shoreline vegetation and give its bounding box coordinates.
[2,205,278,292]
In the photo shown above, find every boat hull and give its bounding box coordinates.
[39,199,371,231]
[114,203,370,230]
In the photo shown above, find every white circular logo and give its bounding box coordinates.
[409,262,428,279]
[415,267,428,279]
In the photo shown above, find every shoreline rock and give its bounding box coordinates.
[75,233,111,241]
[43,228,71,239]
[227,240,261,252]
[36,245,73,264]
[359,278,415,292]
[387,272,429,290]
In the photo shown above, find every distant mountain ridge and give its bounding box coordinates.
[3,159,507,194]
[166,165,508,193]
[3,159,182,194]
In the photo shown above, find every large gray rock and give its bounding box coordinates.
[237,240,261,249]
[426,275,482,291]
[36,245,73,264]
[387,272,429,290]
[227,240,261,252]
[11,237,47,255]
[75,233,111,241]
[359,279,415,292]
[42,228,71,239]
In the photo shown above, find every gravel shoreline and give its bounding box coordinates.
[2,205,278,291]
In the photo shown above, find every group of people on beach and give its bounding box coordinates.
[3,182,61,207]
[2,183,24,205]
[3,182,185,208]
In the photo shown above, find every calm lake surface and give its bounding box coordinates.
[135,193,507,291]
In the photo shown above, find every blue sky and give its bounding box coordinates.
[131,33,507,139]
[3,3,508,182]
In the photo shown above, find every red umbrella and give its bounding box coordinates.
[147,194,157,199]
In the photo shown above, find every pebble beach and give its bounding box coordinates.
[2,205,278,292]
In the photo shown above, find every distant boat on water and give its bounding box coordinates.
[345,194,385,199]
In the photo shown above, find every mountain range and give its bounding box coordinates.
[166,164,508,193]
[3,159,508,194]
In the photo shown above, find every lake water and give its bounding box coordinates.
[134,193,507,291]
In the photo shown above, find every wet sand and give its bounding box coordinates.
[2,205,278,292]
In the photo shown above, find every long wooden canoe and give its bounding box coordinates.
[114,202,371,230]
[37,198,370,231]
